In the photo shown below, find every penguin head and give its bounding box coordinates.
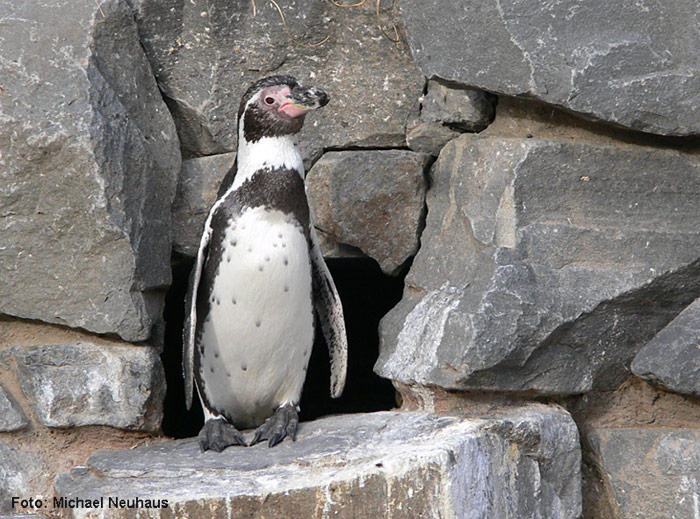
[238,75,330,143]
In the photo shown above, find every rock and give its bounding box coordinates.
[13,342,165,432]
[54,405,581,519]
[0,386,26,432]
[406,122,460,155]
[377,134,700,395]
[171,152,236,257]
[420,80,495,132]
[307,151,430,275]
[632,298,700,397]
[130,0,424,160]
[588,428,700,519]
[0,0,180,342]
[0,442,43,512]
[401,0,700,136]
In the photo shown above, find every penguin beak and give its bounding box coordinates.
[279,85,330,118]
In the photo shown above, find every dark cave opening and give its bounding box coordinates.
[161,255,404,439]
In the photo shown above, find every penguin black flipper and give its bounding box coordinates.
[309,226,347,398]
[183,208,214,410]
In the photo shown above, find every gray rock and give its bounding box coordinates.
[0,386,26,432]
[406,122,460,155]
[0,442,43,512]
[307,151,430,275]
[632,298,700,397]
[13,342,165,432]
[130,0,424,160]
[0,0,180,342]
[172,152,236,257]
[377,134,700,395]
[420,80,494,132]
[588,428,700,519]
[54,405,581,519]
[401,0,700,136]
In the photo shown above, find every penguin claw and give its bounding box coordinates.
[250,404,299,448]
[198,418,247,452]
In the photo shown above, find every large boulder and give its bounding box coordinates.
[306,150,430,275]
[632,298,700,397]
[0,0,180,342]
[130,0,424,160]
[377,134,700,395]
[588,428,700,519]
[401,0,700,136]
[55,405,581,519]
[13,342,165,432]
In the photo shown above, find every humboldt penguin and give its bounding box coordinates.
[183,75,347,451]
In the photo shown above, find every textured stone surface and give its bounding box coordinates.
[420,80,494,132]
[13,342,165,431]
[307,151,430,275]
[589,428,700,519]
[377,134,700,395]
[131,0,424,160]
[171,152,236,257]
[55,406,581,519]
[401,0,700,136]
[0,442,43,512]
[632,298,700,397]
[406,122,460,155]
[0,386,26,432]
[0,0,180,341]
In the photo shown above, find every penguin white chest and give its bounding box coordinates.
[198,206,314,428]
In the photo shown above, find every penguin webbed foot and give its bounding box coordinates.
[250,403,299,448]
[198,418,247,452]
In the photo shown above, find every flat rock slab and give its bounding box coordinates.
[377,134,700,395]
[54,406,581,519]
[13,342,164,432]
[589,428,700,519]
[401,0,700,136]
[632,298,700,397]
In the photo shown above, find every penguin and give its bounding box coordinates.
[183,75,347,451]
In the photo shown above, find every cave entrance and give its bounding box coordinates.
[161,256,403,439]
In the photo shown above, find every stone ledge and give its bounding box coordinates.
[54,405,581,519]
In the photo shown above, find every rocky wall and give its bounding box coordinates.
[1,0,699,517]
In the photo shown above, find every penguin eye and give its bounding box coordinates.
[264,96,276,105]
